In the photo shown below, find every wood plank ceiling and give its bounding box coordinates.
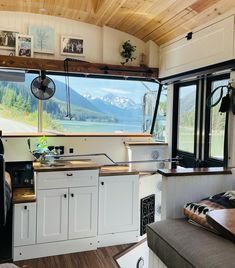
[0,0,235,45]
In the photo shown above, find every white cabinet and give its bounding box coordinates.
[37,188,68,243]
[14,202,36,246]
[36,170,99,244]
[69,187,97,239]
[98,175,139,235]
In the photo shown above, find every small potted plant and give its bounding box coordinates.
[120,40,136,65]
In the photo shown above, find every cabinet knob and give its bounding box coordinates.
[66,173,73,176]
[71,193,74,197]
[64,194,67,198]
[101,181,104,185]
[24,205,27,210]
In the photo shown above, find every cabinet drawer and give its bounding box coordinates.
[36,170,99,189]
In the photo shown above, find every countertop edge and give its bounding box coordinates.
[158,167,232,177]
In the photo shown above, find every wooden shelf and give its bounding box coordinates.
[0,55,158,79]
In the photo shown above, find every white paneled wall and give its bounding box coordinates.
[0,11,157,66]
[159,16,235,77]
[161,174,235,219]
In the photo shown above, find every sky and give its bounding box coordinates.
[49,75,159,104]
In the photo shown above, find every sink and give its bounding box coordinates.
[40,159,92,167]
[41,162,66,167]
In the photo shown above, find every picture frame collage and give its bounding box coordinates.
[0,26,84,57]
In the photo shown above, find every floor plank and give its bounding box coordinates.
[14,244,133,268]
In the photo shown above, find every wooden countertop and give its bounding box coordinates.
[13,188,36,204]
[207,209,235,243]
[33,160,101,172]
[158,167,232,177]
[99,166,139,176]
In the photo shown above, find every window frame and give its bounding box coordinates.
[171,74,229,168]
[0,69,160,136]
[204,73,229,167]
[172,80,199,167]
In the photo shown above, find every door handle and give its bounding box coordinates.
[66,173,73,176]
[101,181,104,185]
[64,194,67,198]
[71,193,74,197]
[24,205,27,210]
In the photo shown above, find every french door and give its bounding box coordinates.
[172,74,229,168]
[172,81,199,167]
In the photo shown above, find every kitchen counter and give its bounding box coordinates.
[99,165,139,176]
[33,160,101,172]
[12,188,36,204]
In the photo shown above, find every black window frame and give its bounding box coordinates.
[204,73,229,167]
[172,80,199,167]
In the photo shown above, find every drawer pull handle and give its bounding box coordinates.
[24,205,27,210]
[71,193,74,197]
[64,194,67,198]
[101,181,104,185]
[67,173,73,176]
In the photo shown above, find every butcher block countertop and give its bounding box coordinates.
[12,188,36,204]
[99,165,139,176]
[33,161,139,176]
[13,162,140,203]
[33,160,101,172]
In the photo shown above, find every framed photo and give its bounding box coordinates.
[15,34,33,57]
[29,25,55,54]
[0,30,19,50]
[61,35,84,56]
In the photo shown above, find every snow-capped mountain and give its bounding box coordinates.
[84,93,140,110]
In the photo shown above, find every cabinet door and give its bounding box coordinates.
[98,175,139,235]
[14,203,36,246]
[69,187,97,239]
[37,189,68,243]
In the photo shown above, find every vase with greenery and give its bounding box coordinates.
[120,40,136,65]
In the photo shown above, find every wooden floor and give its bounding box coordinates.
[14,244,132,268]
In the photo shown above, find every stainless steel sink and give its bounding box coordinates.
[40,158,92,167]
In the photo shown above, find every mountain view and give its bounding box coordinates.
[0,75,145,132]
[52,79,142,124]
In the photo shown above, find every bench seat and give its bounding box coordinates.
[147,219,235,268]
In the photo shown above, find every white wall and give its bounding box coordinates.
[159,16,235,77]
[0,12,102,63]
[145,40,159,68]
[3,136,156,163]
[102,26,145,66]
[0,11,159,67]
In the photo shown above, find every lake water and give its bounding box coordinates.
[57,120,142,133]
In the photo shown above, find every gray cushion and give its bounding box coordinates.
[147,219,235,268]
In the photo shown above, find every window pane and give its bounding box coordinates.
[152,86,168,142]
[209,79,228,159]
[177,84,197,153]
[43,75,159,133]
[0,71,38,133]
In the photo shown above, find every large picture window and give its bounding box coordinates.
[0,69,160,134]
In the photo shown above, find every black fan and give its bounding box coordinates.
[31,70,56,100]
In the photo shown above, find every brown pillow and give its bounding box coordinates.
[184,191,235,229]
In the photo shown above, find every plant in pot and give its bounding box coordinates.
[120,40,136,65]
